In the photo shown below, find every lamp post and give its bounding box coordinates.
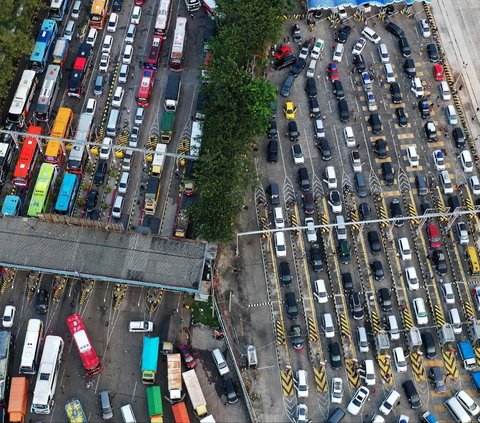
[453,61,468,90]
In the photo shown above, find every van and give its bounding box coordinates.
[399,36,412,58]
[295,369,309,398]
[343,126,355,147]
[212,348,230,376]
[398,237,412,261]
[449,308,462,334]
[94,74,104,96]
[446,105,458,125]
[224,378,239,404]
[99,137,113,160]
[99,390,113,420]
[298,168,310,191]
[313,279,328,303]
[125,24,136,44]
[402,380,421,409]
[335,215,347,240]
[285,292,298,319]
[361,26,381,44]
[106,108,120,137]
[86,28,98,47]
[275,232,287,258]
[378,43,389,63]
[445,396,473,422]
[273,207,284,229]
[122,44,133,64]
[338,240,350,264]
[440,81,451,100]
[128,321,153,332]
[361,359,375,386]
[369,113,382,134]
[313,119,325,138]
[384,63,395,83]
[393,347,407,373]
[118,172,130,195]
[112,195,124,219]
[71,0,81,18]
[354,173,368,198]
[326,407,345,423]
[440,171,453,194]
[305,77,317,97]
[413,297,428,325]
[323,313,335,338]
[269,183,280,205]
[357,327,369,353]
[324,166,337,189]
[379,390,401,415]
[387,315,400,340]
[466,246,480,276]
[306,59,317,78]
[268,140,278,163]
[85,98,96,115]
[332,43,344,62]
[64,20,75,41]
[385,22,405,38]
[120,404,137,423]
[119,64,129,84]
[403,58,416,78]
[416,174,428,196]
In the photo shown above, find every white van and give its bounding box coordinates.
[274,232,287,258]
[64,20,75,41]
[344,126,355,147]
[112,195,124,219]
[439,81,451,100]
[123,44,133,64]
[125,24,136,44]
[99,137,113,160]
[322,313,335,338]
[86,28,98,47]
[449,308,462,334]
[398,237,412,260]
[445,396,474,422]
[393,347,407,373]
[313,279,328,304]
[71,0,81,18]
[332,43,344,62]
[378,43,389,63]
[118,172,130,195]
[306,59,317,78]
[335,215,347,241]
[387,315,400,340]
[456,390,480,416]
[379,390,401,415]
[128,321,153,332]
[384,63,395,83]
[273,207,284,229]
[440,171,454,194]
[212,348,230,376]
[413,297,428,325]
[106,109,120,137]
[120,404,137,423]
[446,105,458,125]
[119,64,129,84]
[324,166,337,189]
[102,35,113,54]
[359,359,375,386]
[356,326,369,353]
[361,26,381,44]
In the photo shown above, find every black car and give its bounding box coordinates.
[403,58,416,78]
[353,54,366,72]
[336,25,352,43]
[377,288,392,312]
[399,36,411,58]
[341,272,353,292]
[329,342,342,369]
[93,160,108,186]
[86,189,99,213]
[385,21,405,38]
[422,332,437,359]
[418,100,431,119]
[303,192,315,215]
[310,243,323,272]
[309,97,321,118]
[279,261,292,286]
[273,54,296,70]
[338,99,349,122]
[292,24,301,42]
[350,292,364,320]
[420,202,431,215]
[305,77,317,97]
[332,80,345,100]
[112,0,123,12]
[382,162,394,185]
[267,140,278,162]
[288,121,299,142]
[374,139,388,159]
[317,138,332,161]
[35,289,49,314]
[289,58,306,77]
[432,250,448,275]
[224,378,239,404]
[453,127,466,148]
[390,82,402,104]
[426,43,439,62]
[267,120,278,139]
[369,113,382,134]
[359,202,371,222]
[289,325,304,350]
[390,198,404,227]
[367,231,382,255]
[396,107,408,127]
[371,261,384,281]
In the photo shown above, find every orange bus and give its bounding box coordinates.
[90,0,110,29]
[45,107,73,164]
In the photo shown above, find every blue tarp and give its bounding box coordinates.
[307,0,429,11]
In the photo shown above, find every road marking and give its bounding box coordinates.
[345,359,360,388]
[281,370,294,396]
[377,354,394,386]
[314,366,327,392]
[410,352,426,381]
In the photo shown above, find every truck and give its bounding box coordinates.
[471,370,480,392]
[144,177,161,215]
[8,377,28,423]
[458,340,477,371]
[164,74,181,112]
[184,0,200,12]
[182,369,208,418]
[161,111,176,143]
[65,398,88,423]
[174,209,188,238]
[147,386,163,422]
[172,401,190,423]
[52,37,69,67]
[141,337,160,384]
[167,354,183,401]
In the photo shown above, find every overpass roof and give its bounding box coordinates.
[0,217,207,293]
[307,0,426,10]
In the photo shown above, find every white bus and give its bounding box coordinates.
[169,17,187,71]
[34,64,62,122]
[7,70,38,127]
[67,113,94,174]
[154,0,173,35]
[31,335,64,414]
[0,331,12,402]
[19,319,44,375]
[190,121,202,158]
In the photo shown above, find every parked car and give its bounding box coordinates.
[178,344,197,369]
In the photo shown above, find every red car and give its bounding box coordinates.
[433,64,444,81]
[274,45,293,60]
[328,62,340,81]
[426,223,441,248]
[178,344,197,369]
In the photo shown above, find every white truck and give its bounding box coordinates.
[167,354,183,401]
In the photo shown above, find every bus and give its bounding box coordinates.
[169,17,187,71]
[48,0,69,21]
[67,113,93,175]
[31,335,64,414]
[66,314,102,376]
[190,121,202,158]
[54,173,79,216]
[0,331,12,402]
[0,131,16,184]
[6,70,38,126]
[90,0,110,29]
[67,44,93,98]
[34,64,62,122]
[154,0,173,35]
[136,69,155,107]
[30,19,58,73]
[12,125,41,187]
[27,163,58,217]
[45,107,74,164]
[1,195,22,216]
[19,319,44,375]
[146,35,163,70]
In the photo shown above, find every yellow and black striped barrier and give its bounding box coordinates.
[475,347,480,367]
[371,310,381,335]
[339,312,351,339]
[410,353,425,382]
[465,301,476,320]
[260,216,269,239]
[291,210,298,228]
[307,317,319,342]
[377,355,393,386]
[321,211,329,234]
[378,204,389,228]
[346,359,360,388]
[280,370,294,396]
[314,367,328,392]
[275,320,286,346]
[403,308,414,330]
[350,209,360,230]
[443,350,459,380]
[407,203,420,225]
[433,304,446,328]
[435,197,448,222]
[465,197,475,219]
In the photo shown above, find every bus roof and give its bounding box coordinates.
[8,70,37,116]
[0,331,11,359]
[1,195,21,216]
[190,121,202,157]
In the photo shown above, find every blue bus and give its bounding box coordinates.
[30,19,58,73]
[1,195,22,216]
[54,173,79,216]
[49,0,69,21]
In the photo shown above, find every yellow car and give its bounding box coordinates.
[283,101,297,119]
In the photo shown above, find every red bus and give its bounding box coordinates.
[66,313,103,376]
[145,35,163,70]
[136,69,155,107]
[169,17,187,71]
[12,125,41,187]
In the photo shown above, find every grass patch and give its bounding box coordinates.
[190,297,220,328]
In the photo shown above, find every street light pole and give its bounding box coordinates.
[453,61,468,90]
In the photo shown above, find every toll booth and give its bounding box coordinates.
[469,320,480,346]
[375,331,390,353]
[439,324,455,347]
[407,327,422,352]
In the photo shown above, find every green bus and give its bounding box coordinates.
[147,385,163,422]
[27,163,58,217]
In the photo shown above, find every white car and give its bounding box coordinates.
[99,53,110,72]
[107,12,118,32]
[352,38,366,56]
[337,6,347,20]
[292,143,304,164]
[135,107,145,125]
[398,237,412,261]
[461,150,474,172]
[332,43,344,63]
[2,305,15,328]
[328,190,342,214]
[85,98,96,115]
[384,63,395,83]
[295,370,309,398]
[442,283,455,305]
[274,232,287,258]
[102,35,113,54]
[85,28,98,47]
[366,91,377,111]
[406,146,419,167]
[305,218,317,243]
[129,126,140,148]
[413,297,428,325]
[111,87,124,108]
[296,404,308,423]
[344,126,355,147]
[405,267,419,290]
[122,45,133,64]
[350,150,362,173]
[347,386,370,416]
[310,40,323,60]
[470,175,480,195]
[419,19,431,37]
[432,150,446,171]
[411,77,424,97]
[331,377,343,404]
[131,5,142,24]
[313,279,328,304]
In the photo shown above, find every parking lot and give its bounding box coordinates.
[230,2,480,422]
